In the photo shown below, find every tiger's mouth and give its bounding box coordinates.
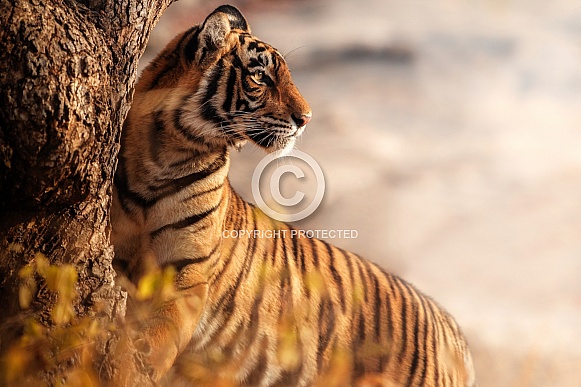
[245,122,306,153]
[242,112,311,153]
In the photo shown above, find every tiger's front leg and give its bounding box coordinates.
[109,267,209,385]
[139,277,209,381]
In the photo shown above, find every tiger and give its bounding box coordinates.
[111,4,476,386]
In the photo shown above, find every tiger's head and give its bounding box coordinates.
[139,5,312,154]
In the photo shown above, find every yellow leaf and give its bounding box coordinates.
[18,278,36,309]
[18,264,35,279]
[352,285,365,307]
[304,269,328,297]
[160,266,177,298]
[34,252,49,276]
[136,270,161,300]
[52,301,74,326]
[84,318,102,339]
[23,318,45,339]
[44,265,77,299]
[58,265,78,301]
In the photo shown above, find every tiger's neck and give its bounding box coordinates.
[114,98,235,268]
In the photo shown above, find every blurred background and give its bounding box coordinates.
[141,0,581,385]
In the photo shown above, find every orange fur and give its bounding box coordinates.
[112,5,476,386]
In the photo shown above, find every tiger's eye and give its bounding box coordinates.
[252,70,265,84]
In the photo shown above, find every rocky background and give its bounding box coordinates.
[141,0,581,385]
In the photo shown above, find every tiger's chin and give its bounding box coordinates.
[271,136,298,155]
[244,125,305,155]
[207,130,300,155]
[250,135,298,156]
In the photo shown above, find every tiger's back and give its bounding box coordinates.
[188,192,475,386]
[112,5,476,386]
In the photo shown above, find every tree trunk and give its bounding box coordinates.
[0,0,174,383]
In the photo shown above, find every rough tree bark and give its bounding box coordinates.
[0,0,174,383]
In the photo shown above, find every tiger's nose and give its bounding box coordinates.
[291,112,312,128]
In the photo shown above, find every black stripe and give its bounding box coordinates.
[149,151,226,191]
[210,195,249,285]
[149,111,165,166]
[222,65,237,113]
[248,41,267,53]
[183,27,201,63]
[406,292,421,387]
[416,296,430,386]
[380,268,396,344]
[241,73,261,95]
[217,290,236,331]
[150,200,221,239]
[219,321,246,363]
[113,159,151,209]
[222,298,260,364]
[116,149,225,212]
[397,280,418,385]
[297,239,306,278]
[167,243,220,272]
[325,244,346,313]
[167,149,201,169]
[373,273,382,339]
[201,61,224,124]
[147,152,227,204]
[354,307,366,379]
[214,203,259,310]
[245,337,269,385]
[235,94,249,112]
[316,298,335,370]
[181,183,224,203]
[279,230,292,317]
[242,99,266,114]
[248,57,261,68]
[148,27,197,90]
[356,259,369,303]
[232,52,244,69]
[174,281,208,293]
[357,302,366,343]
[172,101,213,146]
[278,272,293,319]
[270,222,280,266]
[341,249,355,291]
[146,53,177,91]
[385,280,395,367]
[245,269,267,348]
[199,46,209,64]
[211,5,249,31]
[395,279,409,365]
[290,228,306,276]
[309,238,320,268]
[278,367,302,387]
[210,220,242,284]
[273,52,281,73]
[114,258,131,275]
[240,205,260,284]
[212,236,261,342]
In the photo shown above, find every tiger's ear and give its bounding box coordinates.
[196,5,250,68]
[208,5,250,33]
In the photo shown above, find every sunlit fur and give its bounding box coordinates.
[111,5,476,386]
